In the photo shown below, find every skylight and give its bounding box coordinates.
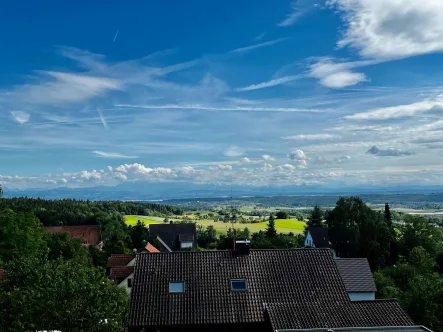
[169,281,185,293]
[231,279,247,291]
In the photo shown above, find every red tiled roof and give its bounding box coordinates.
[145,242,160,253]
[110,266,133,279]
[107,254,135,267]
[45,225,101,246]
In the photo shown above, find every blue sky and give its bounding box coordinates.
[2,0,443,189]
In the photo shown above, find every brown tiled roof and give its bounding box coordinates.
[110,266,134,279]
[266,300,413,331]
[307,226,331,248]
[107,254,135,268]
[145,242,160,253]
[45,225,101,246]
[335,258,377,292]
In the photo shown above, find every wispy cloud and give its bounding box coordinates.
[228,38,288,54]
[93,151,138,159]
[113,29,119,43]
[11,111,30,124]
[282,134,339,140]
[224,145,244,157]
[366,145,414,157]
[97,109,109,129]
[236,75,301,92]
[254,32,267,41]
[345,94,443,120]
[116,103,322,113]
[278,0,314,27]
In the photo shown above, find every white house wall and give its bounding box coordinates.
[304,232,314,247]
[118,273,134,294]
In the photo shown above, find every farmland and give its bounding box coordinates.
[124,215,305,235]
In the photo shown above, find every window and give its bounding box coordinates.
[127,278,132,288]
[231,279,247,291]
[169,281,185,293]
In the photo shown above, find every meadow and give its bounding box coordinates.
[124,215,305,235]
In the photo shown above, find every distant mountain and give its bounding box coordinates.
[4,182,443,201]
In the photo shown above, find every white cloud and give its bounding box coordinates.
[14,71,121,105]
[278,0,314,27]
[240,157,251,164]
[11,111,30,124]
[228,38,287,54]
[93,151,138,159]
[345,95,443,120]
[327,0,443,59]
[262,154,275,161]
[282,133,339,140]
[308,57,368,88]
[224,145,244,157]
[320,71,367,89]
[277,164,296,170]
[290,149,306,160]
[254,32,267,41]
[236,75,300,92]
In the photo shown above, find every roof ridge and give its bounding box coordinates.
[353,298,400,303]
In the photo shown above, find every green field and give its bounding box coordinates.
[124,215,305,235]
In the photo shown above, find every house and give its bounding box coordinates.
[304,226,331,248]
[45,225,103,248]
[149,223,196,252]
[127,246,424,332]
[107,254,136,294]
[335,258,377,301]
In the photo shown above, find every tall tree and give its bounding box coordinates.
[327,197,393,269]
[266,214,277,237]
[307,205,323,227]
[0,184,3,198]
[384,203,392,226]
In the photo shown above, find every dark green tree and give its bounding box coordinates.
[326,197,393,269]
[275,211,288,219]
[0,184,3,198]
[307,205,323,227]
[266,214,277,237]
[0,257,129,332]
[45,232,90,263]
[384,203,392,226]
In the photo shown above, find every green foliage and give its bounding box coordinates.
[0,197,183,227]
[266,214,277,237]
[45,232,91,264]
[326,197,393,269]
[384,203,392,226]
[275,211,288,219]
[307,205,323,227]
[0,256,129,332]
[128,220,152,250]
[397,215,443,259]
[0,184,3,198]
[197,225,217,248]
[0,209,48,262]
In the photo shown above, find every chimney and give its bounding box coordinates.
[234,239,250,256]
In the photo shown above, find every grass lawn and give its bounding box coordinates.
[124,215,305,235]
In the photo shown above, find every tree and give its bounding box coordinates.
[0,256,129,332]
[45,232,90,264]
[266,214,277,237]
[384,203,392,226]
[307,205,323,227]
[0,184,3,198]
[275,211,288,219]
[326,197,393,269]
[0,209,48,262]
